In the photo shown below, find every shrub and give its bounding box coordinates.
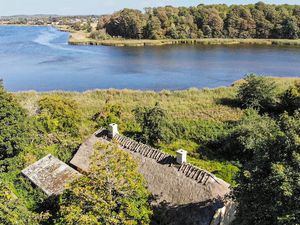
[237,74,277,111]
[216,109,280,161]
[89,29,111,40]
[281,82,300,113]
[93,104,122,128]
[37,96,81,135]
[0,82,29,159]
[133,103,168,146]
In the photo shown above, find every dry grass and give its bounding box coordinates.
[14,76,300,124]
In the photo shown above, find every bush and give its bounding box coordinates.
[216,109,280,161]
[133,103,168,146]
[237,74,277,111]
[37,96,81,135]
[0,82,29,159]
[281,82,300,113]
[93,104,122,128]
[89,29,111,40]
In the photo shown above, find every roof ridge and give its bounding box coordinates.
[98,128,225,186]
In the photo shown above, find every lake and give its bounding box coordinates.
[0,26,300,92]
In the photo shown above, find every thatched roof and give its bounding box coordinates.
[22,154,81,196]
[70,129,230,206]
[70,128,105,173]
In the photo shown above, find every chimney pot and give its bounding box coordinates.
[176,149,187,164]
[108,123,119,138]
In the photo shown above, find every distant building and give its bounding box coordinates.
[22,154,81,196]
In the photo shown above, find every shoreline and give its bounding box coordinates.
[2,24,300,47]
[9,77,300,94]
[68,37,300,47]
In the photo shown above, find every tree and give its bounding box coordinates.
[233,111,300,225]
[218,109,280,161]
[37,96,81,135]
[143,15,164,39]
[281,82,300,113]
[93,104,122,128]
[0,179,40,225]
[281,16,300,39]
[56,143,152,225]
[237,74,277,111]
[133,103,167,146]
[0,81,29,159]
[106,9,145,39]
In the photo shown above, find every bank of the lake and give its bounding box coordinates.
[69,37,300,47]
[12,76,300,186]
[53,25,300,47]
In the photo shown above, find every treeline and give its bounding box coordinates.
[95,2,300,40]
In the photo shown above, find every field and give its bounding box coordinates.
[13,77,300,185]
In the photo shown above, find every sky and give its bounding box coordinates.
[0,0,299,16]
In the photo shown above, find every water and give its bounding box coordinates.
[0,26,300,92]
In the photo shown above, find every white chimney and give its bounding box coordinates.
[176,149,187,164]
[108,123,119,138]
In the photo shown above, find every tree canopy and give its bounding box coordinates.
[237,74,277,111]
[98,3,300,40]
[0,82,29,160]
[56,143,152,225]
[233,111,300,225]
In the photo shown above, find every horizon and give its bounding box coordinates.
[0,0,299,17]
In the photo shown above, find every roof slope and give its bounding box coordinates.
[70,129,230,205]
[22,154,81,196]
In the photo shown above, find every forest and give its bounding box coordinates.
[90,2,300,40]
[0,75,299,224]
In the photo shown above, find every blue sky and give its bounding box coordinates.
[0,0,299,16]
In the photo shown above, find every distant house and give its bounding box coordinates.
[22,154,81,196]
[70,125,235,225]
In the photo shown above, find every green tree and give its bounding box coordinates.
[218,109,280,161]
[281,82,300,113]
[0,179,40,225]
[106,9,145,39]
[56,143,152,225]
[143,15,164,39]
[237,74,277,111]
[0,81,29,159]
[93,104,122,128]
[133,103,167,146]
[37,96,81,135]
[233,111,300,225]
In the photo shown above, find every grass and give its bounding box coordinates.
[12,76,300,186]
[68,37,300,47]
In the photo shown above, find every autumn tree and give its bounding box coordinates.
[56,143,152,225]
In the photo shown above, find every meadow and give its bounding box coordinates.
[13,77,299,185]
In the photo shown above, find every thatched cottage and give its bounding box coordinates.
[70,124,236,225]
